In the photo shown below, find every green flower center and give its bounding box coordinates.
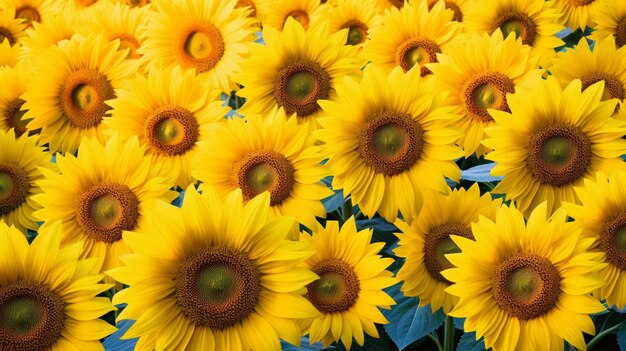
[0,172,15,201]
[372,124,407,157]
[274,61,331,117]
[245,164,275,194]
[540,137,572,167]
[233,150,295,206]
[346,24,368,45]
[286,71,316,101]
[396,38,440,76]
[0,164,29,216]
[463,72,515,123]
[494,11,537,45]
[196,265,236,303]
[90,194,123,228]
[601,214,626,270]
[306,259,360,313]
[62,69,115,129]
[492,254,561,320]
[145,105,199,156]
[424,223,473,283]
[0,298,40,334]
[180,23,225,73]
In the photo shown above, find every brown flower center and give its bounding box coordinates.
[15,6,41,27]
[423,223,473,284]
[492,254,561,320]
[342,20,368,46]
[581,73,625,102]
[0,27,15,46]
[462,72,515,123]
[175,247,261,329]
[601,213,626,270]
[144,105,199,156]
[235,0,257,17]
[494,11,537,46]
[0,281,65,351]
[359,111,423,176]
[273,61,330,118]
[569,0,596,6]
[114,34,141,59]
[306,258,360,313]
[232,151,295,206]
[4,99,29,137]
[428,1,463,22]
[75,183,139,243]
[526,124,592,187]
[286,10,310,27]
[389,0,405,9]
[180,22,225,73]
[396,38,440,76]
[0,163,29,216]
[616,16,626,48]
[61,69,115,129]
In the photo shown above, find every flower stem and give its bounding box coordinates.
[444,315,455,351]
[427,333,444,351]
[585,323,622,350]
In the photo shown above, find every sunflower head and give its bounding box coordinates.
[551,0,602,31]
[590,1,626,48]
[259,0,327,30]
[327,0,382,47]
[0,6,26,45]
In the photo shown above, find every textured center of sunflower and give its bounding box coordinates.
[569,0,596,6]
[175,247,261,329]
[616,16,626,48]
[233,151,295,206]
[180,23,225,73]
[444,1,463,22]
[527,124,591,186]
[396,38,440,76]
[464,72,515,123]
[115,34,141,59]
[580,73,625,102]
[494,11,537,45]
[274,61,330,117]
[235,0,257,17]
[424,223,473,283]
[76,183,139,243]
[0,27,15,45]
[5,98,29,137]
[601,214,626,270]
[359,111,424,176]
[0,164,29,216]
[15,6,40,26]
[145,105,199,156]
[390,0,405,8]
[492,254,561,320]
[62,69,115,129]
[343,20,368,45]
[286,10,310,27]
[306,259,360,313]
[0,281,65,351]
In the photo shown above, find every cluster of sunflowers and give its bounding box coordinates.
[1,0,626,350]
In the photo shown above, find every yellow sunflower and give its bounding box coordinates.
[105,66,228,188]
[0,65,31,136]
[0,129,53,233]
[428,30,543,157]
[483,77,626,217]
[259,0,327,30]
[0,221,116,351]
[394,184,502,314]
[0,38,20,68]
[237,17,363,125]
[299,217,396,349]
[0,0,58,26]
[18,10,77,61]
[464,0,564,66]
[327,0,382,47]
[0,6,26,45]
[317,64,462,223]
[364,0,462,76]
[108,187,321,351]
[235,0,263,23]
[552,0,602,31]
[426,0,468,22]
[192,108,332,230]
[32,135,177,279]
[78,1,149,60]
[549,36,626,117]
[444,203,606,351]
[373,0,406,12]
[590,0,626,48]
[139,0,256,93]
[20,34,138,154]
[119,0,150,8]
[563,171,626,310]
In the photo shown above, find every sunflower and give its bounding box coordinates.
[0,6,26,45]
[259,0,327,30]
[56,0,111,13]
[590,0,626,48]
[120,0,150,8]
[0,38,20,68]
[32,135,178,279]
[18,10,77,61]
[0,0,57,26]
[0,65,31,136]
[299,217,396,350]
[483,77,626,217]
[549,36,626,117]
[0,221,116,351]
[0,129,53,233]
[394,184,502,314]
[444,203,606,351]
[373,0,405,11]
[563,171,626,310]
[364,0,462,76]
[327,0,382,47]
[428,30,543,156]
[78,1,149,60]
[108,187,321,351]
[426,0,468,22]
[235,0,263,22]
[237,17,363,125]
[139,0,256,93]
[463,0,564,66]
[20,34,138,154]
[192,108,332,229]
[317,65,462,223]
[552,0,602,31]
